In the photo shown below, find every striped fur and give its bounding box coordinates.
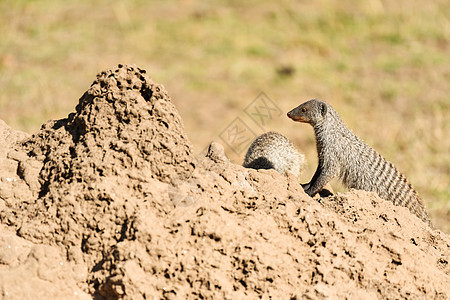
[287,99,431,225]
[243,131,306,177]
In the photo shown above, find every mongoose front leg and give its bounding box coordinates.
[304,163,335,197]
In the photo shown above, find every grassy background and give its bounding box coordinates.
[0,0,448,232]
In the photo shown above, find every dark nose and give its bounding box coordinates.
[287,111,291,118]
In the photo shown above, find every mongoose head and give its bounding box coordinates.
[287,99,328,125]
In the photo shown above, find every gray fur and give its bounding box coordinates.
[243,131,306,177]
[287,99,431,225]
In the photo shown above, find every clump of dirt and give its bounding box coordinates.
[1,64,195,296]
[0,65,448,299]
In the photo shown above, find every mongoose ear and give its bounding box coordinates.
[320,103,327,117]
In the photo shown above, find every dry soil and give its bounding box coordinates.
[0,65,448,299]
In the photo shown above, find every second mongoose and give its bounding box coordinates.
[287,99,431,225]
[243,131,305,177]
[243,132,334,196]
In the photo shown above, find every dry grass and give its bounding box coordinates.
[0,0,448,231]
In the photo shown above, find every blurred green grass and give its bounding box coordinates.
[0,0,448,231]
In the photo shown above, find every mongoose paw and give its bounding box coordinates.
[301,184,316,197]
[306,190,316,197]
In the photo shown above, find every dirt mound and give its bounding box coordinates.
[0,65,448,299]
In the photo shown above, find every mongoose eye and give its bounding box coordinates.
[301,107,307,113]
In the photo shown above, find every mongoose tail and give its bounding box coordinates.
[287,99,431,225]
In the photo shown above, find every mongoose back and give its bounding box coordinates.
[243,131,305,177]
[287,99,431,225]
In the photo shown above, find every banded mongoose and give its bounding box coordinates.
[243,132,334,196]
[243,132,305,177]
[287,99,431,225]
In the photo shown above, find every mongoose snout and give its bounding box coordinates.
[287,100,328,124]
[286,111,306,122]
[287,99,431,225]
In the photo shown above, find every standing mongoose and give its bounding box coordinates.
[243,132,305,177]
[287,99,431,225]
